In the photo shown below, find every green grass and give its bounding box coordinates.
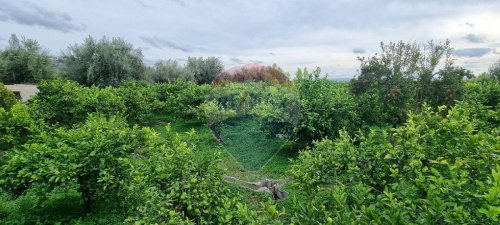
[221,116,284,171]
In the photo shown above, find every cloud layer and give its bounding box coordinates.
[454,48,492,57]
[0,1,84,33]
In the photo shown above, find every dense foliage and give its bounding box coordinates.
[0,34,54,84]
[0,83,18,110]
[146,59,187,83]
[0,115,152,214]
[0,35,499,224]
[351,41,472,126]
[60,36,145,87]
[154,80,210,118]
[295,68,359,145]
[289,103,499,224]
[0,103,41,152]
[185,57,224,84]
[28,80,127,127]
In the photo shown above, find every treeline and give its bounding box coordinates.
[0,34,225,86]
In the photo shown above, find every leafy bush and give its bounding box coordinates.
[0,115,154,214]
[294,68,360,145]
[154,80,210,118]
[479,166,500,222]
[289,103,499,224]
[125,125,283,224]
[464,78,500,109]
[115,80,157,124]
[29,80,126,127]
[0,83,18,110]
[0,103,41,152]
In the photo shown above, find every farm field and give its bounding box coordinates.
[0,32,499,224]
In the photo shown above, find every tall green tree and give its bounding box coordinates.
[351,40,471,127]
[0,34,54,84]
[61,36,145,87]
[184,56,224,84]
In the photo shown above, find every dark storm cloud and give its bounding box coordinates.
[464,33,484,43]
[0,1,84,32]
[140,36,203,52]
[454,48,491,57]
[352,48,366,54]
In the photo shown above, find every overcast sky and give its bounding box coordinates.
[1,0,500,78]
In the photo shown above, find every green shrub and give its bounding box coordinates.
[289,103,499,224]
[154,81,209,118]
[29,80,126,127]
[0,103,41,152]
[294,68,360,145]
[464,78,500,109]
[0,83,17,110]
[0,115,154,214]
[116,80,157,124]
[125,125,282,224]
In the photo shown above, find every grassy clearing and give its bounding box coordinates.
[150,114,294,181]
[221,116,284,171]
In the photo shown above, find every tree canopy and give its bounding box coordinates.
[184,56,224,84]
[0,34,54,84]
[60,36,145,87]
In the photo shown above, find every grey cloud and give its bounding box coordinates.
[352,48,366,54]
[465,22,474,27]
[230,57,244,64]
[140,36,203,52]
[464,33,484,43]
[0,1,83,32]
[454,48,491,57]
[249,60,263,64]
